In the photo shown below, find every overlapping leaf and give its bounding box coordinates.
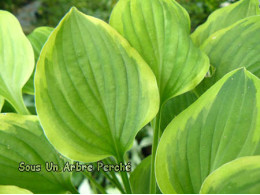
[156,68,260,193]
[200,156,260,194]
[197,16,260,93]
[160,91,197,131]
[0,114,76,194]
[191,0,260,46]
[35,8,159,162]
[23,27,54,94]
[0,11,34,114]
[110,0,209,104]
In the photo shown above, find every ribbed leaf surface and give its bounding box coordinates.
[35,8,159,162]
[0,11,34,114]
[24,27,54,94]
[156,68,260,193]
[200,156,260,194]
[191,0,260,46]
[110,0,209,103]
[0,114,76,194]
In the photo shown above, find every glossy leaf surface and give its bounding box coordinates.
[35,8,159,162]
[200,156,260,194]
[160,91,197,131]
[156,68,260,193]
[110,0,209,103]
[191,0,260,46]
[197,16,260,93]
[0,185,32,194]
[23,27,54,94]
[0,114,76,194]
[0,11,34,114]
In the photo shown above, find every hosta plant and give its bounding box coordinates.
[0,0,260,194]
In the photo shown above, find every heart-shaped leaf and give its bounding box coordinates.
[200,156,260,194]
[197,16,260,93]
[110,0,209,104]
[0,11,34,114]
[191,0,260,46]
[0,185,32,194]
[35,8,159,162]
[156,68,260,194]
[160,91,197,131]
[0,114,76,193]
[23,26,54,95]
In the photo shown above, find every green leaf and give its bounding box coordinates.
[35,8,159,162]
[200,156,260,194]
[0,185,32,194]
[110,0,209,104]
[197,16,260,93]
[130,156,149,194]
[160,91,197,131]
[0,96,4,112]
[191,0,260,46]
[28,26,54,62]
[0,114,76,194]
[156,68,260,194]
[0,11,34,114]
[23,27,54,95]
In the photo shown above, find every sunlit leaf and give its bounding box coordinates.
[0,185,32,194]
[0,114,76,194]
[110,0,209,104]
[197,16,260,93]
[35,8,159,162]
[200,156,260,194]
[0,11,34,114]
[191,0,260,46]
[156,68,260,194]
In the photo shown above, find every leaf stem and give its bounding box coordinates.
[150,109,161,194]
[83,171,107,194]
[103,159,126,193]
[7,91,30,115]
[115,154,132,194]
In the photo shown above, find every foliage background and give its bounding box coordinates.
[0,0,239,34]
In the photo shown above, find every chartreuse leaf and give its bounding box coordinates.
[0,186,32,194]
[191,0,260,46]
[156,68,260,194]
[0,96,4,112]
[110,0,209,104]
[200,156,260,194]
[130,156,161,194]
[35,8,159,162]
[0,11,34,114]
[197,16,260,93]
[0,114,76,194]
[23,27,54,95]
[160,91,197,131]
